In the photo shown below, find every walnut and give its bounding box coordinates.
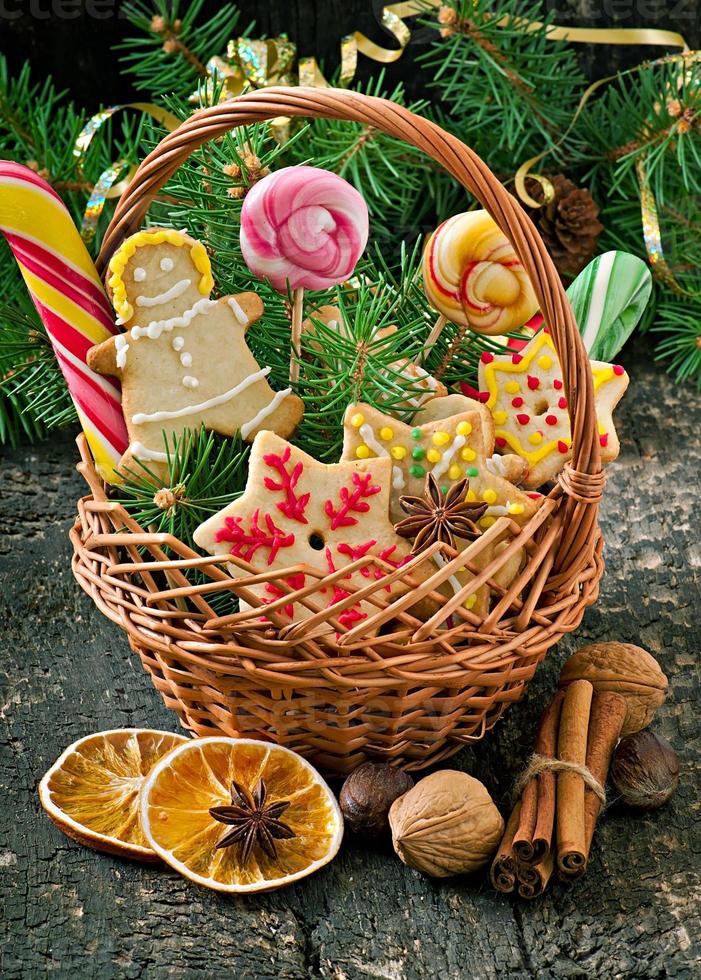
[559,642,668,737]
[388,770,504,877]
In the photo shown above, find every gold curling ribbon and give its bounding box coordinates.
[74,103,180,242]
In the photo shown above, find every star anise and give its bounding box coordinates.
[209,778,296,863]
[395,474,488,553]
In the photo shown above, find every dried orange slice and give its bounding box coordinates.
[140,737,343,893]
[38,728,188,860]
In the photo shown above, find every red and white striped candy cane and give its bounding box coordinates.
[0,161,128,481]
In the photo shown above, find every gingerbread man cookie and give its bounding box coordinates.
[88,228,304,476]
[477,327,628,488]
[303,306,447,411]
[194,431,432,629]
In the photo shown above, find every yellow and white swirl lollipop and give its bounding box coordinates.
[423,210,538,336]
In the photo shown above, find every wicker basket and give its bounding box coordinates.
[71,87,605,777]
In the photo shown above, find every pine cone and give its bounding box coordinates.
[525,175,604,279]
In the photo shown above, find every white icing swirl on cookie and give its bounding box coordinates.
[115,334,129,369]
[130,441,168,462]
[131,367,272,425]
[240,387,293,439]
[131,298,216,340]
[431,434,466,480]
[228,297,250,325]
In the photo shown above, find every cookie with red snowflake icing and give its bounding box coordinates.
[193,431,432,629]
[477,328,628,488]
[340,403,540,527]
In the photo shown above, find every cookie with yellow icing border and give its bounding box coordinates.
[303,306,447,410]
[415,394,528,486]
[478,327,628,488]
[88,227,304,477]
[194,431,437,629]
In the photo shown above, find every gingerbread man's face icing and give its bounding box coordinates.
[87,228,304,478]
[108,230,214,327]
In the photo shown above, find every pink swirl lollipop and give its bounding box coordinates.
[241,166,369,384]
[240,165,369,292]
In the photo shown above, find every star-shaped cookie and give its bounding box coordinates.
[415,394,528,486]
[194,431,431,629]
[477,328,628,488]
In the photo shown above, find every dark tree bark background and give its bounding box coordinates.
[3,0,700,110]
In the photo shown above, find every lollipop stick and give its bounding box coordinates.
[416,314,447,366]
[290,285,304,384]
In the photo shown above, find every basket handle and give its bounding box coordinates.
[97,87,602,549]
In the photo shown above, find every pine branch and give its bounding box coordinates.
[652,290,701,389]
[115,426,249,540]
[119,0,246,99]
[419,0,586,168]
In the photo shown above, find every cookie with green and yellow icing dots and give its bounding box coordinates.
[340,402,540,528]
[477,328,628,489]
[415,394,528,486]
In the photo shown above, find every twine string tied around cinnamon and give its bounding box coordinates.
[513,752,607,805]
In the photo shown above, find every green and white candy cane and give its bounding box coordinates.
[567,251,652,362]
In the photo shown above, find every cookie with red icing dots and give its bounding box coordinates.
[193,430,433,629]
[477,328,628,489]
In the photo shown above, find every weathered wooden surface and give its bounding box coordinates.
[1,333,700,978]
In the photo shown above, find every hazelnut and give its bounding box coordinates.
[389,770,504,877]
[559,642,668,736]
[610,731,679,812]
[339,762,414,839]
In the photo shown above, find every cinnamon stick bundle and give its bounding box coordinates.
[513,691,565,865]
[490,681,627,899]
